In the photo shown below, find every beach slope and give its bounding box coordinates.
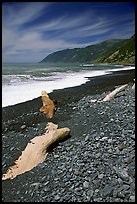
[2,69,135,202]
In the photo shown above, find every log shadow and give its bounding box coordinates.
[46,133,72,153]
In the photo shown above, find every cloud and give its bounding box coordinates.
[2,2,50,26]
[2,2,135,63]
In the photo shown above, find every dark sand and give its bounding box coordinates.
[2,69,135,202]
[2,69,135,128]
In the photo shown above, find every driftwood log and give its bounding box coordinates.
[91,84,128,103]
[2,123,70,180]
[102,84,128,102]
[39,91,57,119]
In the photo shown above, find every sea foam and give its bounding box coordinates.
[2,66,134,107]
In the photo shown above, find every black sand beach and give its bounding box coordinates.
[2,69,135,202]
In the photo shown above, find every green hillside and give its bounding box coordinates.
[97,34,135,64]
[40,35,135,64]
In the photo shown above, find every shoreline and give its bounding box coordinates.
[2,69,135,202]
[2,69,135,123]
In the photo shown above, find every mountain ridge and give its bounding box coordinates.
[40,34,135,64]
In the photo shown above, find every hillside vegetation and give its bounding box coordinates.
[40,34,135,64]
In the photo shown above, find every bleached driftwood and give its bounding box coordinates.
[132,84,135,90]
[2,123,70,180]
[39,91,57,119]
[132,79,135,91]
[102,84,128,101]
[90,84,129,103]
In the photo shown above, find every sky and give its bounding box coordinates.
[2,2,135,63]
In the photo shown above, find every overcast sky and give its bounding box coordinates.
[2,2,135,63]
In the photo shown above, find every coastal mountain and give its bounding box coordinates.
[40,34,135,64]
[97,34,135,64]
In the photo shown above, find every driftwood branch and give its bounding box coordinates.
[91,84,129,103]
[102,84,128,102]
[91,84,128,103]
[2,123,70,180]
[132,79,135,91]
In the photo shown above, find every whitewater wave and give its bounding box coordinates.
[2,66,135,107]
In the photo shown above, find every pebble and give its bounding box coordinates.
[10,147,15,151]
[108,148,112,153]
[123,184,130,191]
[16,191,20,195]
[90,99,97,103]
[95,189,99,193]
[100,136,108,141]
[118,178,123,184]
[98,174,104,179]
[129,195,135,202]
[101,185,114,197]
[54,154,59,158]
[94,197,102,202]
[96,142,100,148]
[85,135,89,141]
[30,182,42,190]
[2,84,135,202]
[83,181,89,188]
[54,195,60,201]
[131,134,135,140]
[95,153,101,158]
[113,166,129,181]
[118,143,126,150]
[87,189,94,197]
[37,163,46,169]
[117,192,125,198]
[20,125,26,129]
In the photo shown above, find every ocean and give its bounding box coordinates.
[2,63,135,107]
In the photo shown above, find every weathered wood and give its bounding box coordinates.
[90,84,129,103]
[39,91,57,119]
[2,123,70,180]
[102,84,128,102]
[132,79,135,90]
